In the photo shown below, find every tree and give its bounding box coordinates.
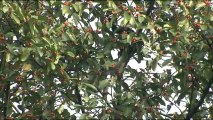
[0,0,213,119]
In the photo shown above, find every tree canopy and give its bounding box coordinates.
[0,0,213,119]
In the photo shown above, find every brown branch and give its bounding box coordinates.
[75,72,85,113]
[3,82,10,119]
[146,0,155,16]
[186,33,213,119]
[113,43,138,114]
[75,84,85,113]
[187,74,195,117]
[0,37,10,119]
[185,77,213,119]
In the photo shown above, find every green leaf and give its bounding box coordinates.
[108,1,117,9]
[17,6,25,21]
[203,68,213,81]
[121,18,129,26]
[22,63,32,71]
[96,22,102,28]
[63,71,71,80]
[6,102,13,115]
[178,19,187,28]
[72,3,79,12]
[169,29,178,36]
[57,104,64,114]
[37,48,44,57]
[99,80,110,90]
[29,21,35,35]
[163,24,171,29]
[61,109,71,118]
[5,32,15,37]
[88,33,93,44]
[42,109,50,118]
[42,37,51,45]
[56,24,65,32]
[103,43,112,55]
[101,114,110,120]
[162,59,172,67]
[200,25,207,30]
[54,53,60,64]
[127,33,133,43]
[71,115,77,120]
[78,3,84,16]
[82,83,98,92]
[195,1,205,10]
[67,51,75,58]
[140,33,149,42]
[62,6,71,15]
[138,15,145,23]
[6,52,11,62]
[21,48,31,61]
[124,11,130,21]
[79,114,87,120]
[11,14,21,25]
[210,15,213,21]
[103,8,112,12]
[111,2,117,10]
[62,33,69,41]
[50,1,55,5]
[106,22,112,29]
[3,6,9,13]
[192,51,205,60]
[50,62,55,70]
[129,16,135,26]
[151,57,158,71]
[123,107,132,117]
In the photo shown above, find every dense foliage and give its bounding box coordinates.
[0,0,213,119]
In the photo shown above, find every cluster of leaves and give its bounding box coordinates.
[0,0,213,119]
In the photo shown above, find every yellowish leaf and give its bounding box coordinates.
[22,63,32,71]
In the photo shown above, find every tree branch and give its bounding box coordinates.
[0,36,10,119]
[146,0,155,16]
[75,84,85,113]
[187,74,194,116]
[75,72,85,113]
[3,82,10,119]
[186,76,213,119]
[186,32,213,119]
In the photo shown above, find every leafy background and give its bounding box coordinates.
[0,0,213,119]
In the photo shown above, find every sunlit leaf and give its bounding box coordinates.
[138,15,145,23]
[57,104,65,114]
[124,11,131,21]
[62,6,71,14]
[21,48,31,61]
[67,51,75,58]
[99,80,110,90]
[195,1,206,10]
[72,3,79,12]
[50,62,55,70]
[11,14,21,25]
[127,33,133,43]
[79,114,87,120]
[6,52,12,62]
[22,63,32,71]
[3,6,9,13]
[129,16,135,26]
